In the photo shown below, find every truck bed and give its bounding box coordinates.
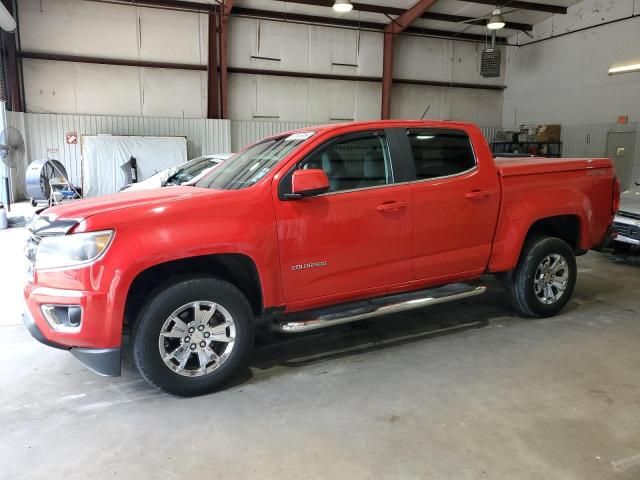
[487,155,616,273]
[495,156,613,177]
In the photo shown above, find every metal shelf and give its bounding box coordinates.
[491,141,562,158]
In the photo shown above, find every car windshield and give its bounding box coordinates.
[165,157,220,185]
[195,133,314,190]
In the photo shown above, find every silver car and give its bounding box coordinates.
[613,182,640,251]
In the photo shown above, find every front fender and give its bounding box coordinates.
[36,185,283,347]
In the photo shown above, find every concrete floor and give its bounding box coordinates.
[1,221,639,480]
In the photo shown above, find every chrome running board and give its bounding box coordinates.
[272,283,487,333]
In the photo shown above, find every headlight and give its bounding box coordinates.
[35,230,114,270]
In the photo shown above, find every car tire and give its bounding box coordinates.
[132,276,254,396]
[506,236,577,318]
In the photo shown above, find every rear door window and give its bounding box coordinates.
[406,129,476,180]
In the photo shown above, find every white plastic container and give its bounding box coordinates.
[0,204,7,230]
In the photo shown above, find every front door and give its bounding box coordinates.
[273,129,413,304]
[606,132,637,190]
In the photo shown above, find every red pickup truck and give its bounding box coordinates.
[24,120,619,396]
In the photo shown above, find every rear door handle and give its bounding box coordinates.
[465,190,490,200]
[377,201,409,212]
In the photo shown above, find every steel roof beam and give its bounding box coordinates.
[232,7,509,43]
[274,0,536,29]
[462,0,566,14]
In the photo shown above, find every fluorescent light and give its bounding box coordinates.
[416,135,435,140]
[0,2,17,32]
[608,63,640,75]
[333,0,353,13]
[487,9,505,30]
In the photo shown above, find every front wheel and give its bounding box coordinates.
[506,236,577,318]
[133,276,254,396]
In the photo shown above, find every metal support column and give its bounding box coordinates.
[381,0,438,119]
[219,0,233,119]
[1,0,23,111]
[207,11,220,119]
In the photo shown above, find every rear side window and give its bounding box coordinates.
[407,129,476,180]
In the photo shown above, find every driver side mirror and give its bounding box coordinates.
[290,169,330,198]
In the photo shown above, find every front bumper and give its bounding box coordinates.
[23,307,121,377]
[613,214,640,246]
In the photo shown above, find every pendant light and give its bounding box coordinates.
[487,9,506,30]
[333,0,353,13]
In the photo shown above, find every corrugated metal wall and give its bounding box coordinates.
[561,124,611,158]
[5,112,503,200]
[230,120,319,152]
[6,113,231,198]
[480,127,500,144]
[561,123,638,158]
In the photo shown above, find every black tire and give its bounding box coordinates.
[132,276,254,396]
[506,236,577,318]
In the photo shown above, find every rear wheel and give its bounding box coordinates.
[133,276,254,396]
[506,236,577,317]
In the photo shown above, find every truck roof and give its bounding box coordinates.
[280,119,479,136]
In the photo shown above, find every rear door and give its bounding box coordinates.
[398,127,501,280]
[273,129,413,304]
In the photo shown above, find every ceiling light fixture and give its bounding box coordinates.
[487,9,505,30]
[333,0,353,13]
[608,63,640,75]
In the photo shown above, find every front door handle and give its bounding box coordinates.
[377,201,409,212]
[465,190,490,200]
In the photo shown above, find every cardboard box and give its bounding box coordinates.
[536,124,561,142]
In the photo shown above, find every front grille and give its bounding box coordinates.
[618,210,640,221]
[614,222,640,240]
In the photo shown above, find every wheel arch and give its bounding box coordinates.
[524,214,584,251]
[123,254,264,333]
[489,211,587,273]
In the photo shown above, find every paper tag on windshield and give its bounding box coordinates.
[285,132,315,141]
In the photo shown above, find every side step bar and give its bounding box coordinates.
[272,283,487,333]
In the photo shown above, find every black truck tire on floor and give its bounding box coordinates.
[133,276,255,396]
[506,236,577,318]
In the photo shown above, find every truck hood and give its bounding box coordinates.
[33,187,213,232]
[620,186,640,214]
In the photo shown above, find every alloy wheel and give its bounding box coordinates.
[158,301,236,377]
[534,254,569,305]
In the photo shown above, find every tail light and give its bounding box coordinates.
[612,176,621,214]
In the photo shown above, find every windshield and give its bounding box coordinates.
[165,157,220,185]
[195,133,314,190]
